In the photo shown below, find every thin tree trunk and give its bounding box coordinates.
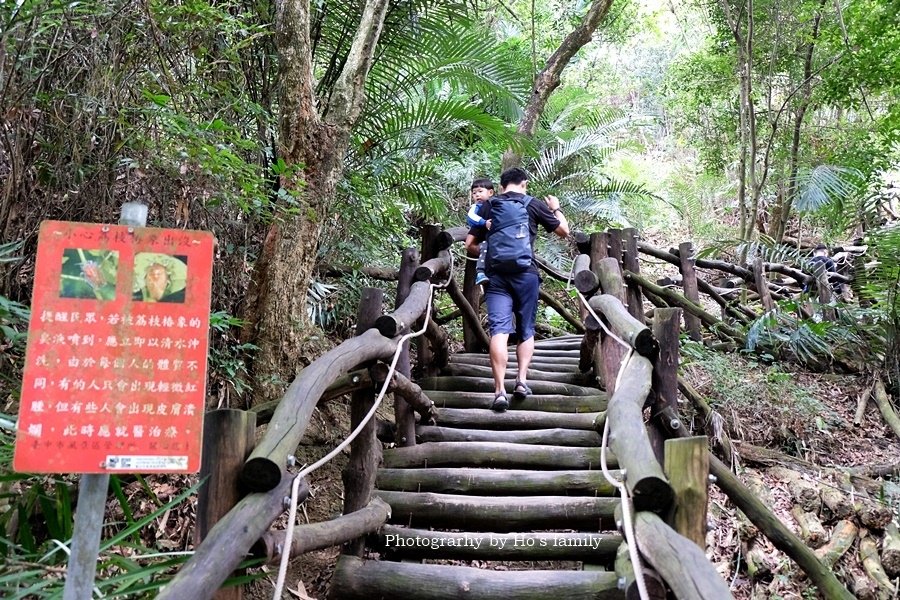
[775,0,827,242]
[502,0,614,170]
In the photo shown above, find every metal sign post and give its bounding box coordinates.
[12,203,214,597]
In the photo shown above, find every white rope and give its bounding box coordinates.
[577,291,651,600]
[271,256,453,599]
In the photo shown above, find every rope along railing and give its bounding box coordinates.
[271,255,453,598]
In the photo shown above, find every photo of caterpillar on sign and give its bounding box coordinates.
[132,253,188,303]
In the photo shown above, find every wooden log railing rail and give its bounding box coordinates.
[169,224,857,599]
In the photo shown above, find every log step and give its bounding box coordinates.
[329,555,624,600]
[378,526,622,561]
[434,408,602,430]
[376,467,619,496]
[375,490,619,531]
[416,425,602,447]
[425,391,607,413]
[419,376,601,397]
[450,354,581,367]
[382,441,616,469]
[441,363,593,385]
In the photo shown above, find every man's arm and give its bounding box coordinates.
[544,195,569,238]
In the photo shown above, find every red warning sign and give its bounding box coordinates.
[13,221,215,474]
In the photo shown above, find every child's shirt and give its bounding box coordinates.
[466,202,487,227]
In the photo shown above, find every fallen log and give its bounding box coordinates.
[814,519,858,567]
[767,466,820,512]
[707,453,855,600]
[860,535,896,595]
[791,506,827,549]
[822,486,854,520]
[633,511,733,599]
[854,381,874,426]
[733,441,900,502]
[882,521,900,577]
[873,378,900,440]
[251,497,391,563]
[856,498,894,530]
[329,555,622,600]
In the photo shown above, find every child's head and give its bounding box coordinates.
[471,178,495,203]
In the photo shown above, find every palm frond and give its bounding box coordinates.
[793,165,865,214]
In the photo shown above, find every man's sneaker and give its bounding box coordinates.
[491,392,509,412]
[513,381,532,401]
[475,272,489,286]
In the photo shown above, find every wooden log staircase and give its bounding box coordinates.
[163,226,749,600]
[330,335,627,599]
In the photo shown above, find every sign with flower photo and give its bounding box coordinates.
[14,221,215,474]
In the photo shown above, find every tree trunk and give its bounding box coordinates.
[244,0,391,405]
[502,0,614,169]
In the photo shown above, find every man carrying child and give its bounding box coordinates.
[465,167,569,412]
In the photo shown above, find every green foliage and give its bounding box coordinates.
[680,344,839,433]
[0,416,214,597]
[208,311,256,401]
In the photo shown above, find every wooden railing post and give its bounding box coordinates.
[343,287,385,556]
[678,242,702,340]
[607,229,623,265]
[595,257,628,392]
[622,228,644,323]
[647,307,681,463]
[394,248,418,447]
[663,436,709,549]
[196,409,257,600]
[418,225,441,378]
[461,237,483,353]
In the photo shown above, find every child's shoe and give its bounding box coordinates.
[475,272,489,286]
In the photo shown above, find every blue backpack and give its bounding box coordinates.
[486,194,534,274]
